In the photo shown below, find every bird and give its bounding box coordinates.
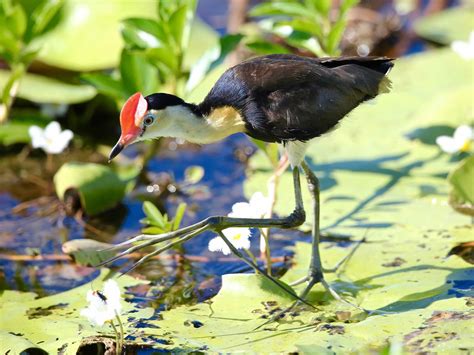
[106,53,394,315]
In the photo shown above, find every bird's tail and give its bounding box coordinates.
[378,75,392,94]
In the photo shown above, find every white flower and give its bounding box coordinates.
[208,227,252,255]
[436,125,473,154]
[28,121,73,154]
[451,32,474,60]
[80,280,122,326]
[228,192,271,219]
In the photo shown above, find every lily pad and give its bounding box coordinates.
[0,270,153,354]
[414,6,474,45]
[0,69,96,104]
[54,162,127,215]
[448,154,474,216]
[36,0,158,71]
[146,226,473,352]
[35,0,217,72]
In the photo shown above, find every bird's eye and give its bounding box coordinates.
[143,114,155,127]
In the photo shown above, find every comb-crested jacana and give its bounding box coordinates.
[106,54,394,315]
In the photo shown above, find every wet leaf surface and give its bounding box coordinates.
[54,162,127,216]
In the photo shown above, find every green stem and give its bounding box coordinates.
[110,321,122,355]
[243,248,259,274]
[260,229,272,275]
[0,63,25,124]
[116,312,125,353]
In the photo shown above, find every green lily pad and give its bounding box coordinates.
[36,0,158,71]
[0,269,153,354]
[54,162,127,215]
[35,0,216,72]
[0,69,96,104]
[146,226,473,352]
[414,6,474,44]
[448,154,474,216]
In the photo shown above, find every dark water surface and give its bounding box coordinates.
[0,134,305,304]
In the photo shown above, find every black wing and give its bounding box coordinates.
[200,54,394,143]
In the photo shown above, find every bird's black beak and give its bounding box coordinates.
[108,141,124,162]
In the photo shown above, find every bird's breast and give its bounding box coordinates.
[202,106,247,142]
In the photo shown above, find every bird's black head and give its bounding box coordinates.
[145,93,185,110]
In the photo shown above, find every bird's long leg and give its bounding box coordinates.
[97,168,313,304]
[99,168,306,279]
[256,160,367,329]
[292,161,367,311]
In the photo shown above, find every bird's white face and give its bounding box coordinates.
[137,106,197,142]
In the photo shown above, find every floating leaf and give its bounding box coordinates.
[448,154,474,216]
[184,165,204,184]
[0,120,36,145]
[0,69,96,104]
[36,0,158,71]
[54,162,127,215]
[414,6,474,45]
[0,331,47,355]
[0,269,153,354]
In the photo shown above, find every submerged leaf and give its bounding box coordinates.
[62,239,115,267]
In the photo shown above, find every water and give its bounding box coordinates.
[0,134,305,303]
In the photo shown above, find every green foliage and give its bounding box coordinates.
[449,154,474,216]
[0,0,62,66]
[0,0,63,122]
[141,201,187,234]
[54,162,128,215]
[250,0,358,57]
[36,0,158,71]
[83,0,241,105]
[414,6,474,44]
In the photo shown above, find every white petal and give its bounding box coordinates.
[46,129,73,154]
[453,125,473,141]
[28,126,46,148]
[451,40,474,60]
[44,121,62,140]
[222,227,252,250]
[249,192,270,217]
[103,280,122,313]
[208,236,231,255]
[228,202,254,218]
[436,136,461,153]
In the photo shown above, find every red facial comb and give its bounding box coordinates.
[120,92,148,133]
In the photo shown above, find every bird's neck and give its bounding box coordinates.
[161,104,247,144]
